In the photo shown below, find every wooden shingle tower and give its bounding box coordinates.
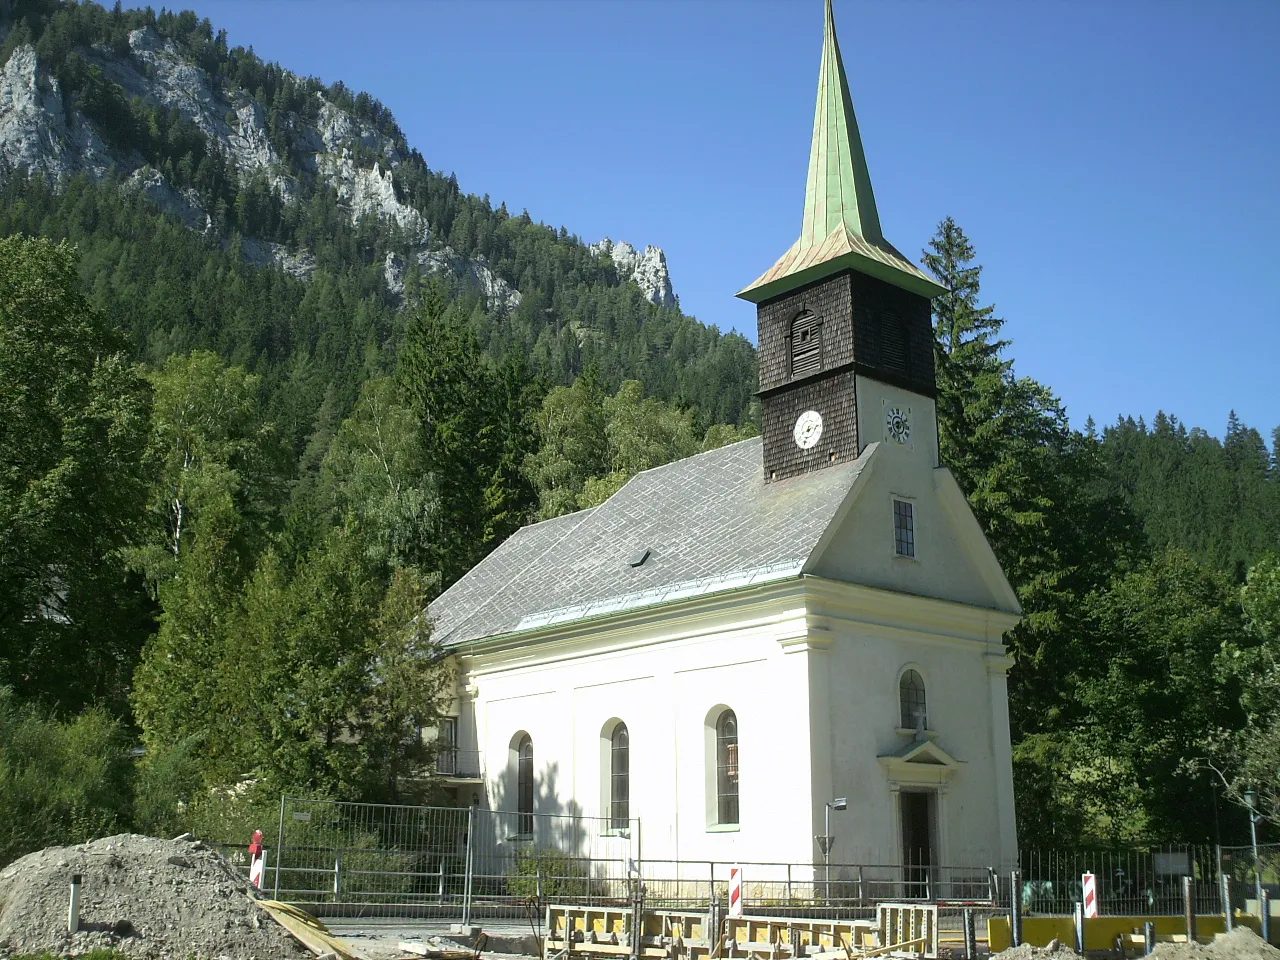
[738,0,946,483]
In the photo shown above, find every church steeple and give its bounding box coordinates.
[744,0,942,484]
[801,0,881,248]
[739,0,944,303]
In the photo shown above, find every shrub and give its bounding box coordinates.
[0,688,133,867]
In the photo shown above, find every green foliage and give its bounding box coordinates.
[526,376,757,519]
[506,848,596,900]
[0,235,152,714]
[1099,412,1280,578]
[0,688,133,867]
[397,286,539,587]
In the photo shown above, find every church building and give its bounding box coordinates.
[428,0,1021,879]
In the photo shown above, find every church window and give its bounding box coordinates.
[790,312,822,378]
[893,498,915,558]
[516,733,534,835]
[900,670,927,730]
[610,722,630,829]
[881,314,910,374]
[715,709,740,825]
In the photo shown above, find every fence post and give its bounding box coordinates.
[988,867,999,907]
[1010,870,1022,947]
[333,850,342,898]
[462,804,475,927]
[1222,872,1234,931]
[858,866,865,906]
[1262,891,1271,945]
[787,863,793,905]
[1144,921,1155,956]
[1184,876,1197,944]
[709,861,715,912]
[274,794,286,901]
[963,908,977,960]
[1074,901,1084,954]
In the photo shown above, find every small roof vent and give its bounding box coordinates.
[628,548,651,568]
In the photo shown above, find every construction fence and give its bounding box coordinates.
[209,798,1248,923]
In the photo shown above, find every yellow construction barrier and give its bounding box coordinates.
[986,914,1244,953]
[544,904,936,960]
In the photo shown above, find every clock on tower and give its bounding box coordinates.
[737,0,945,483]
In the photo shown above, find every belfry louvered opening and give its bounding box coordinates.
[881,312,910,374]
[790,312,822,378]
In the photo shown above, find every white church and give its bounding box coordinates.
[427,0,1021,881]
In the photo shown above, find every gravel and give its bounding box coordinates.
[0,833,309,959]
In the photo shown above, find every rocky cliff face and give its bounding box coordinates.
[0,28,651,311]
[589,238,676,309]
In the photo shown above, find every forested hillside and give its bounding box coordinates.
[0,0,1277,865]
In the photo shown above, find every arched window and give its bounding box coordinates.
[517,733,534,834]
[790,312,822,378]
[900,670,927,730]
[610,722,629,830]
[716,709,740,825]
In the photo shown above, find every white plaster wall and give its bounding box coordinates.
[461,599,820,867]
[854,375,939,467]
[814,378,1005,612]
[820,622,1010,866]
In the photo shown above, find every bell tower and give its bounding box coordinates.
[738,0,945,483]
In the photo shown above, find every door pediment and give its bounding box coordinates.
[877,739,961,785]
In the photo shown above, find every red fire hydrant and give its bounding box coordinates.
[248,829,265,889]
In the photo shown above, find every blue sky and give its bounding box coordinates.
[179,0,1279,440]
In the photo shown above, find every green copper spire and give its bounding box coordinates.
[801,0,882,247]
[739,0,944,303]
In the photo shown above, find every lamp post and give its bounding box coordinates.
[816,798,847,905]
[1245,789,1262,912]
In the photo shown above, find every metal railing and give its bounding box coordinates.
[1017,846,1221,916]
[203,799,1251,924]
[434,748,482,778]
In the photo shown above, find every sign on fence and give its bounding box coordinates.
[1082,872,1099,918]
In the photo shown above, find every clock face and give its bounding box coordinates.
[793,410,824,450]
[886,407,911,444]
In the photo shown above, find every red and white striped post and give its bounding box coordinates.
[248,829,266,890]
[729,865,743,918]
[1082,872,1099,919]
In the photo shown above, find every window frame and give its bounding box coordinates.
[892,496,916,560]
[609,721,630,831]
[898,668,928,732]
[715,709,740,827]
[515,733,534,836]
[789,311,823,379]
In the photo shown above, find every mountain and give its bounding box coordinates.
[0,1,757,452]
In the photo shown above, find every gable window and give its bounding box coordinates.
[610,722,630,829]
[516,733,534,834]
[790,312,822,378]
[716,709,740,825]
[893,498,915,558]
[900,669,927,730]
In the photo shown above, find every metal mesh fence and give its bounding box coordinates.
[204,798,1246,923]
[1220,842,1280,912]
[1017,847,1220,916]
[265,797,638,917]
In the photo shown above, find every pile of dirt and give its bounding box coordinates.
[0,833,309,959]
[1150,927,1280,960]
[990,928,1279,960]
[991,939,1079,960]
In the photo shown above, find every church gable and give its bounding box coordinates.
[805,442,1021,614]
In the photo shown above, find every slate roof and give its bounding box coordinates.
[428,437,871,646]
